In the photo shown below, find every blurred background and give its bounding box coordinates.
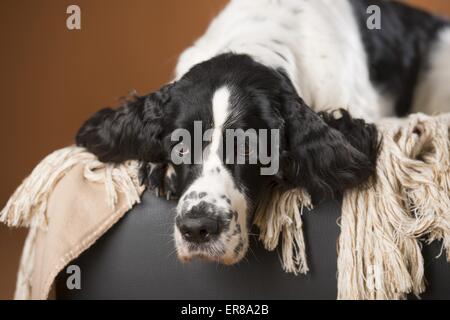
[1,0,449,299]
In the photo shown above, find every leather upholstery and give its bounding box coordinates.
[56,191,450,299]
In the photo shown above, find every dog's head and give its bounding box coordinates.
[77,53,378,265]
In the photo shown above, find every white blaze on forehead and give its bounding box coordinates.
[203,86,230,179]
[212,86,230,127]
[207,86,230,162]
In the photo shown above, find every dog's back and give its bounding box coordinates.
[350,0,449,116]
[176,0,450,119]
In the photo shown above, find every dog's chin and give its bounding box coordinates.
[177,251,242,266]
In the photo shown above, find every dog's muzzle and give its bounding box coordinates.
[174,188,248,265]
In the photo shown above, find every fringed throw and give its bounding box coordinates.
[0,146,144,299]
[337,113,450,299]
[254,183,312,275]
[0,146,144,229]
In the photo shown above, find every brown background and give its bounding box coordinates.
[0,0,449,300]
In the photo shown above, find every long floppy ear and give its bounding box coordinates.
[76,85,173,164]
[278,90,379,204]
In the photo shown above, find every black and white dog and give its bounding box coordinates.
[76,0,449,265]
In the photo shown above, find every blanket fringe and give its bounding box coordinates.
[254,183,312,275]
[0,146,144,229]
[338,113,450,300]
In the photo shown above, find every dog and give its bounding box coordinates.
[76,0,449,265]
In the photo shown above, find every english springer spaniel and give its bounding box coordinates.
[76,0,450,265]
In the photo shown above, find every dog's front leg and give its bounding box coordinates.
[139,162,178,200]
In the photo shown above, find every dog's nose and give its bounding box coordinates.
[177,216,221,243]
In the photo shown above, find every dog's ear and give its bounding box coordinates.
[76,84,174,164]
[277,83,379,204]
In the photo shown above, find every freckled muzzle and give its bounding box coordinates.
[174,191,249,265]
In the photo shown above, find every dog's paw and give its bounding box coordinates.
[163,165,178,200]
[139,162,178,200]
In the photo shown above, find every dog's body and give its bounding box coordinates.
[177,0,449,119]
[76,0,449,265]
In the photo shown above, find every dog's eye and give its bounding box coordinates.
[174,142,190,157]
[179,143,190,156]
[238,141,255,156]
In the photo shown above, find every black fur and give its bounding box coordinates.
[76,53,379,205]
[76,84,174,163]
[349,0,449,116]
[318,110,379,172]
[275,72,378,203]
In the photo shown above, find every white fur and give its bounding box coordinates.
[412,27,450,115]
[175,0,394,121]
[208,86,230,166]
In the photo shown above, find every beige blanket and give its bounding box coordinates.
[1,149,144,299]
[1,113,449,300]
